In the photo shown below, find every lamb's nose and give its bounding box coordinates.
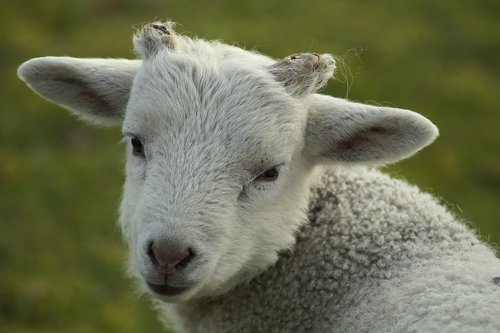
[146,241,195,277]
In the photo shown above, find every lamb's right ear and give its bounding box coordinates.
[305,94,439,166]
[17,57,141,125]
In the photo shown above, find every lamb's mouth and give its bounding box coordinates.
[146,282,190,296]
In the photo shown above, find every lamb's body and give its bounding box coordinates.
[167,168,500,333]
[17,21,500,333]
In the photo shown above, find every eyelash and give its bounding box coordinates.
[238,164,284,200]
[123,135,145,158]
[254,166,281,182]
[131,137,144,157]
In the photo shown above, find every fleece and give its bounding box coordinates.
[164,167,500,333]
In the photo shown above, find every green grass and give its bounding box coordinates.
[1,0,499,332]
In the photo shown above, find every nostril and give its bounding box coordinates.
[176,248,195,269]
[147,241,159,265]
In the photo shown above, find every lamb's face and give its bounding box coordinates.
[120,23,335,301]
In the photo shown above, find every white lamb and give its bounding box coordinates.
[18,22,500,333]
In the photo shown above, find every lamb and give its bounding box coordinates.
[17,21,500,332]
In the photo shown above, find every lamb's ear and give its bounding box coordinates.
[17,57,141,125]
[306,94,439,166]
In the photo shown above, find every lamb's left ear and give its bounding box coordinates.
[306,94,439,166]
[17,57,141,125]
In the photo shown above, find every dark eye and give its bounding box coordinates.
[131,137,145,157]
[255,167,280,182]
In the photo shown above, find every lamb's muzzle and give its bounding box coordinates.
[146,241,195,277]
[140,232,199,297]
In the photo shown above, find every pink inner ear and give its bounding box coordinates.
[336,133,367,152]
[335,126,398,155]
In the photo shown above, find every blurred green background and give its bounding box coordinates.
[1,0,499,332]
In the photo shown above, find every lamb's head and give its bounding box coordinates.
[17,21,438,303]
[120,23,339,301]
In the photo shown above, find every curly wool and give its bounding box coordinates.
[166,167,500,333]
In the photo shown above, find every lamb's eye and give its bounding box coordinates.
[255,167,280,182]
[131,137,144,157]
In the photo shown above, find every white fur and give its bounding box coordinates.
[18,21,498,333]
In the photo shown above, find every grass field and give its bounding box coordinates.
[1,1,499,332]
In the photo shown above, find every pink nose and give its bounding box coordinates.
[147,241,195,277]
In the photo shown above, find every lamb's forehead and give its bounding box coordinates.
[124,39,303,148]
